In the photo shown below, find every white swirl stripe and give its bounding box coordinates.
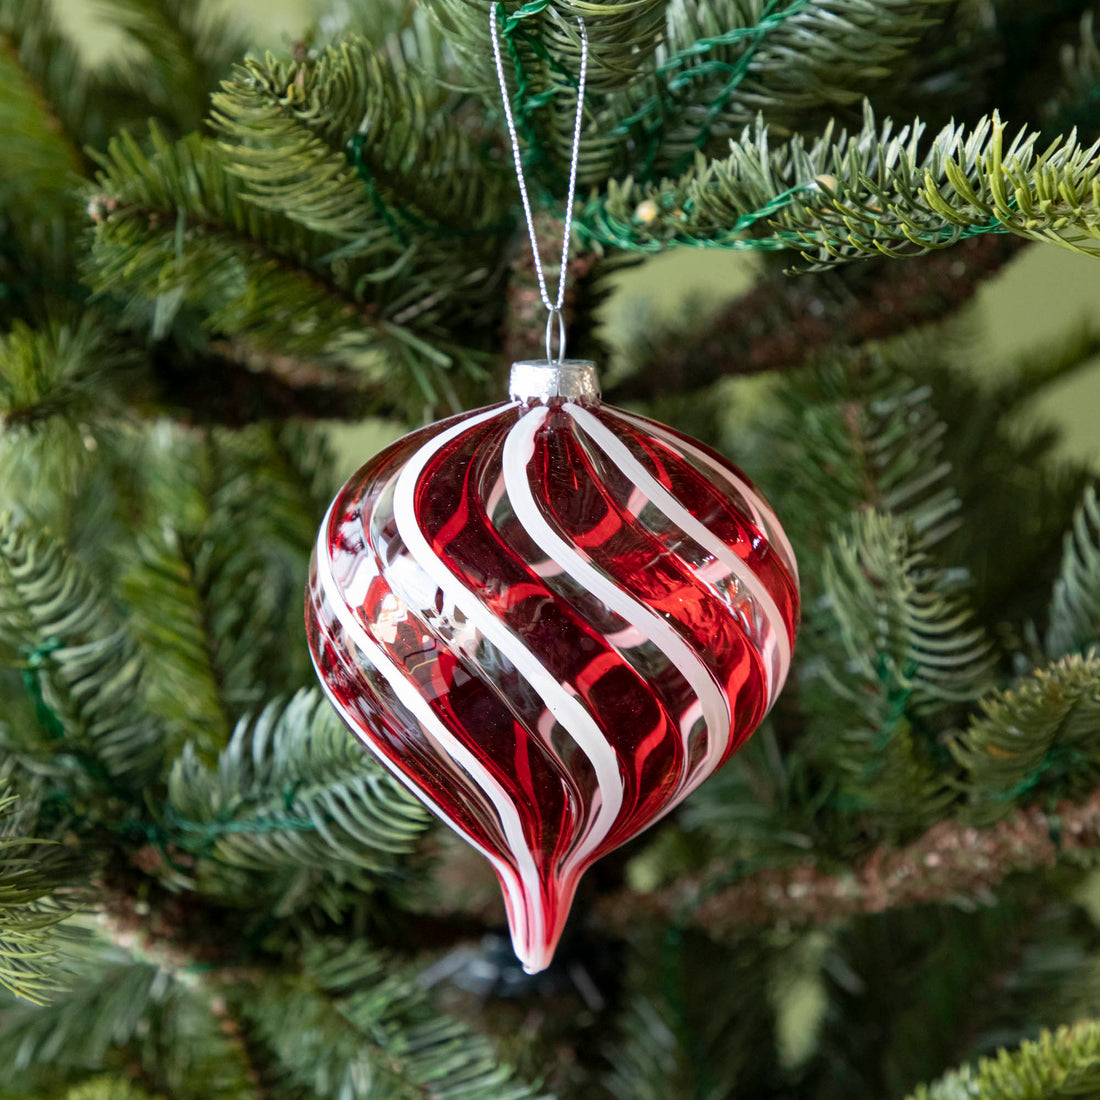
[311,505,545,967]
[502,406,731,812]
[565,403,791,709]
[389,403,626,895]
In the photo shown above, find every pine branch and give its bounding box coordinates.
[0,916,259,1100]
[0,39,80,206]
[674,729,812,867]
[906,1020,1100,1100]
[760,352,963,554]
[694,351,993,843]
[135,968,260,1100]
[95,0,248,135]
[918,345,1097,636]
[606,233,1027,403]
[0,0,243,168]
[0,0,88,195]
[86,128,374,354]
[579,105,1100,265]
[211,34,513,237]
[165,691,432,906]
[0,0,168,157]
[0,8,86,281]
[1047,485,1100,660]
[434,0,668,108]
[608,0,954,176]
[196,421,333,617]
[437,0,951,186]
[210,32,515,396]
[598,783,1100,934]
[120,530,234,763]
[0,514,162,788]
[0,793,78,1005]
[0,317,148,563]
[791,110,1100,265]
[804,897,1058,1097]
[800,509,992,830]
[118,424,332,742]
[952,655,1100,824]
[86,127,491,405]
[430,0,671,214]
[671,0,953,117]
[0,952,164,1070]
[241,939,544,1100]
[824,510,993,707]
[215,421,335,563]
[741,328,1091,642]
[603,931,776,1099]
[0,316,136,435]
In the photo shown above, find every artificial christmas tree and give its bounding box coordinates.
[1,0,1099,1097]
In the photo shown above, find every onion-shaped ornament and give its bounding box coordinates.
[306,359,799,973]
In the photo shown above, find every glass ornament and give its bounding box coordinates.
[306,360,799,973]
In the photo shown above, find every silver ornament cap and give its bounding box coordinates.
[508,359,601,404]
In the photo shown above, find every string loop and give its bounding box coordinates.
[544,307,566,362]
[490,2,588,353]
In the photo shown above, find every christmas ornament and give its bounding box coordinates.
[306,362,799,971]
[305,6,799,974]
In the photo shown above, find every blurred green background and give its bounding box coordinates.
[58,0,1100,465]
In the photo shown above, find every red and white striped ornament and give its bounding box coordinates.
[306,359,799,973]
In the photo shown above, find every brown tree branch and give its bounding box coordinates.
[147,338,403,426]
[597,789,1100,936]
[605,234,1029,404]
[501,213,599,368]
[136,232,1026,425]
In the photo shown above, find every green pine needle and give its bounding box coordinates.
[763,355,962,554]
[1043,11,1100,134]
[243,939,545,1100]
[823,510,993,708]
[580,104,1100,265]
[0,318,127,432]
[118,422,335,738]
[0,936,257,1100]
[603,933,775,1100]
[0,793,78,1005]
[86,127,367,357]
[120,530,234,762]
[0,0,85,203]
[906,1020,1100,1100]
[86,125,492,399]
[94,0,248,135]
[212,34,513,236]
[1047,485,1100,659]
[952,654,1100,823]
[804,509,992,829]
[609,0,953,176]
[0,513,162,787]
[0,953,161,1070]
[166,690,432,900]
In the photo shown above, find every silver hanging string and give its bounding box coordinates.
[489,2,588,363]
